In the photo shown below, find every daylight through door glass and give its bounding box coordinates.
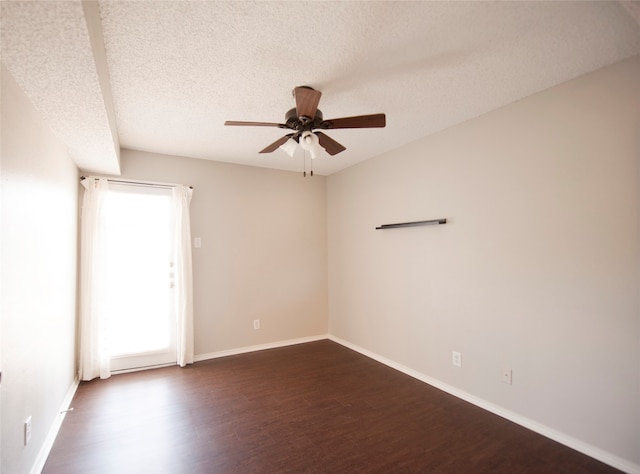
[104,186,173,357]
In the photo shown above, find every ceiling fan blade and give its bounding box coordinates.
[259,135,291,154]
[315,132,346,156]
[322,113,386,129]
[294,87,322,120]
[225,120,286,128]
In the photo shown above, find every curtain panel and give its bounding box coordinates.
[79,177,111,381]
[172,185,194,367]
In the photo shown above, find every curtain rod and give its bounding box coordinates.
[80,176,193,190]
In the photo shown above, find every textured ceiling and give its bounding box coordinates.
[1,1,120,175]
[2,1,640,176]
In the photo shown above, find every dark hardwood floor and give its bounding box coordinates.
[44,340,619,473]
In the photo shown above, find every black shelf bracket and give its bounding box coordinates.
[376,218,446,230]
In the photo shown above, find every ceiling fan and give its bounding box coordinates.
[224,86,386,158]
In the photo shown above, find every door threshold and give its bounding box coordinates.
[111,362,177,375]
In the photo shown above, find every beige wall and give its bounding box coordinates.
[117,149,328,356]
[327,56,640,467]
[1,64,79,473]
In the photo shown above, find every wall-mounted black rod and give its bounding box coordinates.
[376,218,446,230]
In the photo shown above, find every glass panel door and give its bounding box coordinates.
[104,184,176,371]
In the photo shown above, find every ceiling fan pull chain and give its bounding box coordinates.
[303,151,307,177]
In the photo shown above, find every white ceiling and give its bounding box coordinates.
[2,1,639,176]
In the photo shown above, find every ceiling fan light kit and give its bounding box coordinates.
[299,131,324,160]
[225,86,386,165]
[279,138,299,158]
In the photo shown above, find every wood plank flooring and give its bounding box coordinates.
[43,340,620,473]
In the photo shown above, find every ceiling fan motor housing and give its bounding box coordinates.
[285,107,325,133]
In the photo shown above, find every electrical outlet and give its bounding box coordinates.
[253,319,260,330]
[501,368,513,385]
[24,416,32,446]
[452,351,462,368]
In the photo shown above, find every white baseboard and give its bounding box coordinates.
[30,376,80,474]
[328,335,640,474]
[194,334,329,362]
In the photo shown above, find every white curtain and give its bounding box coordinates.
[172,185,194,367]
[79,177,111,381]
